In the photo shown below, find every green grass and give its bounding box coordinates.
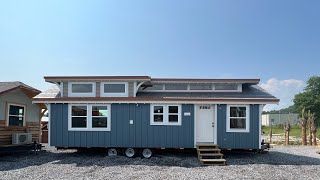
[262,126,320,138]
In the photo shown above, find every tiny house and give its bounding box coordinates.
[0,82,43,147]
[33,76,279,164]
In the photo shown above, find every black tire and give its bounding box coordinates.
[107,148,118,156]
[124,148,136,158]
[141,148,153,158]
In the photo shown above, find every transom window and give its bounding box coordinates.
[7,104,25,126]
[68,82,96,97]
[215,84,239,91]
[150,105,181,125]
[139,83,241,92]
[226,105,250,132]
[69,104,111,131]
[100,82,128,97]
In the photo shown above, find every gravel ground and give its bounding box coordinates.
[0,145,319,180]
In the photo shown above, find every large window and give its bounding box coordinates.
[150,105,181,125]
[100,82,128,97]
[226,105,249,132]
[69,104,110,131]
[68,82,96,97]
[7,104,25,126]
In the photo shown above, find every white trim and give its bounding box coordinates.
[150,104,182,126]
[259,104,265,149]
[68,82,96,97]
[133,82,137,97]
[60,82,63,97]
[214,105,218,144]
[194,104,197,147]
[100,82,128,97]
[226,105,250,133]
[46,104,51,146]
[7,103,26,126]
[68,104,111,131]
[33,100,279,105]
[138,83,241,93]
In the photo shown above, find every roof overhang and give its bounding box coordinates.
[151,78,260,85]
[44,76,151,84]
[33,97,279,104]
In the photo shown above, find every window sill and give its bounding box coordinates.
[68,128,111,131]
[150,123,181,126]
[226,129,250,133]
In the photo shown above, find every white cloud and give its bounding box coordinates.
[260,78,305,111]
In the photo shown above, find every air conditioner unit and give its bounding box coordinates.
[12,133,33,145]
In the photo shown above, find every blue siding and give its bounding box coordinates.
[50,104,194,148]
[217,104,260,149]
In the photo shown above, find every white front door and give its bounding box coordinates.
[196,105,214,143]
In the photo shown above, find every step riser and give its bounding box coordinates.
[196,145,226,166]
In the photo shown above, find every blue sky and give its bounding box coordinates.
[0,1,319,110]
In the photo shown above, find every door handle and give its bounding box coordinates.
[212,122,214,127]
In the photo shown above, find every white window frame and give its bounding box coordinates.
[150,104,181,126]
[7,103,26,126]
[226,105,250,133]
[68,104,111,131]
[100,82,128,97]
[68,82,96,97]
[139,83,241,92]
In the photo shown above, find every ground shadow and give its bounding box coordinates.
[0,147,319,171]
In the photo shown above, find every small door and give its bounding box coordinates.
[196,105,214,143]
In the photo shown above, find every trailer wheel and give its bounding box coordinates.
[141,148,152,158]
[107,148,118,156]
[124,148,136,158]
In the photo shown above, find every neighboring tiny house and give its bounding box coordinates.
[33,76,279,161]
[0,82,43,146]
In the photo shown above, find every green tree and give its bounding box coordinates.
[293,76,320,126]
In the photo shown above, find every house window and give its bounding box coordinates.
[190,84,213,90]
[165,84,188,90]
[68,82,96,97]
[71,106,87,128]
[150,105,181,125]
[101,82,128,97]
[69,104,111,131]
[215,84,239,91]
[227,105,250,132]
[7,104,25,126]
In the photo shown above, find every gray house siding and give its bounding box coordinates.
[0,89,40,122]
[217,104,260,149]
[63,82,68,97]
[128,82,134,97]
[50,104,194,148]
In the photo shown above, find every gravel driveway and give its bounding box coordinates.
[0,145,319,180]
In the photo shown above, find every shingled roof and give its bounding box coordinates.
[0,81,41,95]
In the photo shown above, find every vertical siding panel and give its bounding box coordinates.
[135,104,142,147]
[91,132,99,147]
[62,104,68,147]
[56,104,63,146]
[50,104,56,146]
[141,104,149,147]
[80,132,86,147]
[111,104,117,146]
[86,132,92,147]
[69,132,75,147]
[74,132,81,147]
[63,82,68,97]
[96,82,100,97]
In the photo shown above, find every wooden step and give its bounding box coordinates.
[197,149,221,152]
[198,153,224,156]
[200,159,226,166]
[196,144,226,166]
[196,144,219,149]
